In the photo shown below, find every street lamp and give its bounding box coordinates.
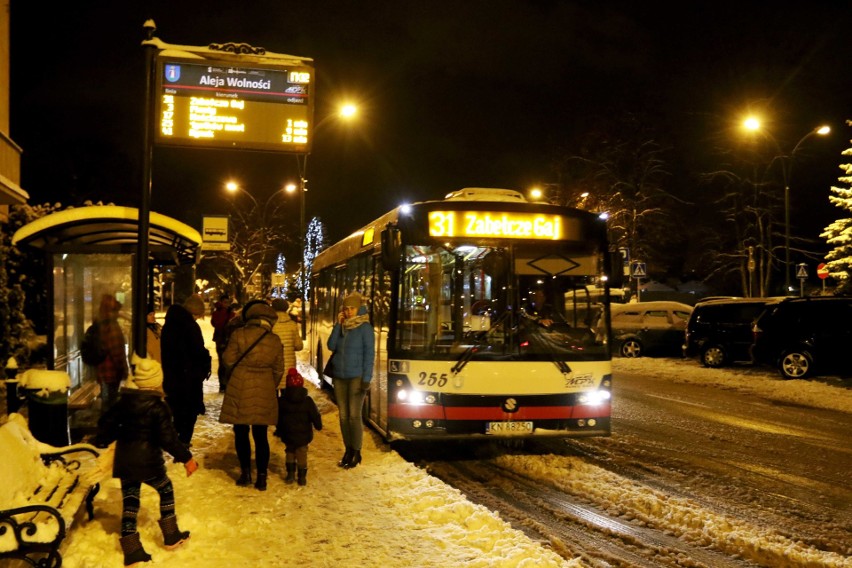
[292,102,359,338]
[743,119,830,293]
[224,180,292,299]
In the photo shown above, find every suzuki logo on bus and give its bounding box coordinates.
[502,398,519,413]
[566,373,594,387]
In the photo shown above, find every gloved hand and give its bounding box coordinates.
[361,381,370,394]
[185,458,199,477]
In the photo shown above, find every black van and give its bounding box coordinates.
[751,297,852,379]
[683,298,780,368]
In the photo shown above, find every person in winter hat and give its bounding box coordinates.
[327,291,374,469]
[219,300,284,491]
[276,368,322,486]
[96,354,199,567]
[271,298,303,390]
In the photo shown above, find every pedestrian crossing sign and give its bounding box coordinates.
[796,263,808,279]
[632,262,647,278]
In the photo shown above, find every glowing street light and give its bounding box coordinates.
[743,118,831,293]
[293,102,359,337]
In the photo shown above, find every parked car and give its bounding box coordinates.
[608,301,693,358]
[751,297,852,379]
[683,297,781,367]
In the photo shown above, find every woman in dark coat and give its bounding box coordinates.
[219,301,285,490]
[161,294,211,446]
[96,357,198,566]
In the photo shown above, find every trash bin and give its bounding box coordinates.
[19,369,71,447]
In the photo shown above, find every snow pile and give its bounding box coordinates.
[613,357,852,413]
[497,454,850,567]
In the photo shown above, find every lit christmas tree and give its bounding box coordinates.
[303,217,328,299]
[273,253,287,298]
[820,120,852,293]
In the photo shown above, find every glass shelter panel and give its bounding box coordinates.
[53,254,134,390]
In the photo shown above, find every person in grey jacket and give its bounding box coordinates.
[219,301,285,490]
[327,291,374,469]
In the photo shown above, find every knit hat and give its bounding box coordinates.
[271,298,289,312]
[130,357,164,391]
[245,301,278,324]
[342,292,362,310]
[183,294,205,317]
[285,368,303,388]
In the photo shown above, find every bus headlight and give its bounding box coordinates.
[578,390,611,406]
[396,389,425,404]
[397,390,438,405]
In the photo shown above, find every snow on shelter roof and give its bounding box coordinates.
[12,205,201,265]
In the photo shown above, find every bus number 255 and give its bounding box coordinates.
[419,372,448,387]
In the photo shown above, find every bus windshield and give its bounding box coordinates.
[395,243,609,361]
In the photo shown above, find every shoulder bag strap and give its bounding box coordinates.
[230,330,270,370]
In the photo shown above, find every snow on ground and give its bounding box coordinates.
[613,357,852,414]
[58,317,579,568]
[54,317,851,567]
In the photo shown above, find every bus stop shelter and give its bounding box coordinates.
[11,205,201,440]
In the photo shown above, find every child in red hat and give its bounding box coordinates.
[276,368,322,486]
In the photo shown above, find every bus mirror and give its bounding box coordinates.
[381,227,401,269]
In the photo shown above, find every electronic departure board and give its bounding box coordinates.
[154,56,314,152]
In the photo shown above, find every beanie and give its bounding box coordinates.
[183,294,205,317]
[342,292,362,310]
[286,368,304,388]
[130,357,164,391]
[271,298,288,312]
[245,301,278,325]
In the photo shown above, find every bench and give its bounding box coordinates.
[0,413,101,568]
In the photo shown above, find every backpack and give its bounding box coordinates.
[81,322,107,366]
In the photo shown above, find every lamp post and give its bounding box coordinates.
[225,180,291,299]
[291,103,358,339]
[743,119,830,293]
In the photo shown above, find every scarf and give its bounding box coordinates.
[343,313,369,331]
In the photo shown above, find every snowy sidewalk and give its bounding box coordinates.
[58,317,576,568]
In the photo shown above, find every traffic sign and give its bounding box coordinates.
[817,263,829,280]
[796,263,808,280]
[631,262,646,278]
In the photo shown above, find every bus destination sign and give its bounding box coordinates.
[428,210,573,240]
[155,57,314,152]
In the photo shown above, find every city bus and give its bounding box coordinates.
[308,188,614,441]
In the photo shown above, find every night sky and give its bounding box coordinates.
[9,1,852,248]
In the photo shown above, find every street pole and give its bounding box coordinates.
[135,20,158,359]
[784,183,791,294]
[298,153,308,340]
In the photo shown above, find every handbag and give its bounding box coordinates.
[323,351,337,379]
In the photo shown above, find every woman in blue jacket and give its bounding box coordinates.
[327,292,374,469]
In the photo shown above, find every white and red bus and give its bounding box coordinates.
[308,188,614,441]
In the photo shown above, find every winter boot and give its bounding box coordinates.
[119,532,152,566]
[343,450,362,469]
[297,467,308,486]
[255,472,268,491]
[236,468,252,487]
[284,462,297,484]
[337,447,353,468]
[158,515,190,550]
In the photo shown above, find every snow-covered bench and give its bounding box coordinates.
[0,413,101,568]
